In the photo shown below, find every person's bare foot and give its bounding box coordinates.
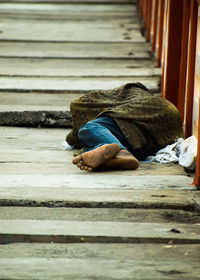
[97,149,139,170]
[72,143,120,171]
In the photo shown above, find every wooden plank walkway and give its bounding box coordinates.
[0,0,160,126]
[0,1,199,279]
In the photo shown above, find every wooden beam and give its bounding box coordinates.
[142,0,147,28]
[155,0,164,67]
[195,99,200,189]
[146,0,152,40]
[177,0,191,122]
[184,0,198,137]
[194,2,200,189]
[151,0,158,51]
[161,0,183,107]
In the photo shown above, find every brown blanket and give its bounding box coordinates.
[66,83,183,160]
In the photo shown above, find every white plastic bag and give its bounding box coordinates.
[153,136,197,171]
[154,138,184,163]
[62,140,74,151]
[179,136,197,171]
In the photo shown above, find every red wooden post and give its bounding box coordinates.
[151,0,159,51]
[161,0,184,107]
[142,0,147,27]
[184,0,198,138]
[195,100,200,189]
[138,0,143,16]
[146,0,153,40]
[193,0,200,188]
[156,0,165,67]
[177,0,191,123]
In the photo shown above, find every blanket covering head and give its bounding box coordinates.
[66,83,183,160]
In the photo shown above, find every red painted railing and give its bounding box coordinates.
[138,0,200,189]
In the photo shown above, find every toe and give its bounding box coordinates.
[80,164,86,170]
[77,162,83,168]
[72,155,82,164]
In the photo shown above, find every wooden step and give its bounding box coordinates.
[0,59,160,77]
[0,173,194,189]
[1,207,200,223]
[0,92,77,112]
[0,187,196,210]
[0,242,199,278]
[0,2,137,12]
[0,256,199,280]
[0,76,160,92]
[0,219,200,244]
[3,239,200,267]
[0,11,138,21]
[0,242,199,261]
[0,42,151,59]
[0,20,144,42]
[0,0,137,3]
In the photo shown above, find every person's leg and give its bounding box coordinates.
[78,116,128,152]
[72,116,139,171]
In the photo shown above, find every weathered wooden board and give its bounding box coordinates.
[0,42,151,58]
[0,0,137,3]
[0,21,145,42]
[0,257,199,280]
[0,187,196,209]
[0,92,78,112]
[0,243,199,261]
[0,174,194,189]
[0,76,160,92]
[1,207,199,223]
[0,17,139,29]
[0,11,138,21]
[0,59,160,77]
[0,111,72,127]
[0,257,200,280]
[0,219,200,243]
[0,3,137,12]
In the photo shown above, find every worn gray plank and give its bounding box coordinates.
[0,3,137,12]
[0,207,199,223]
[0,76,160,92]
[0,219,200,244]
[0,243,199,280]
[0,243,199,261]
[0,58,160,77]
[0,21,145,42]
[0,258,199,280]
[0,111,72,127]
[0,187,196,210]
[0,174,194,190]
[0,0,137,3]
[0,11,139,21]
[0,42,151,58]
[0,92,78,112]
